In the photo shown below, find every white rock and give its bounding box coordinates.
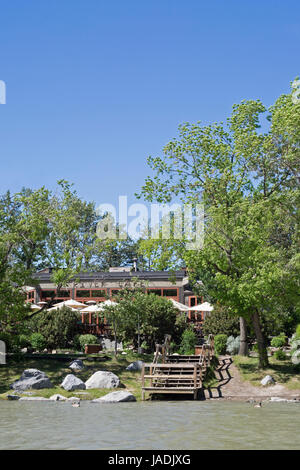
[61,374,86,391]
[69,359,85,371]
[49,394,67,401]
[92,391,136,403]
[261,375,275,386]
[85,371,120,389]
[19,396,49,401]
[126,361,144,372]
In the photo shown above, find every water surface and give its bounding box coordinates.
[0,400,299,450]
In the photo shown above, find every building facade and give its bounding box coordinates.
[25,267,205,334]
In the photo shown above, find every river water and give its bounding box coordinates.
[0,400,299,450]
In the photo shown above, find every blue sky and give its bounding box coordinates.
[0,0,299,209]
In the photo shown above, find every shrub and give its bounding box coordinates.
[19,334,31,349]
[226,336,240,355]
[36,306,80,349]
[271,336,286,348]
[30,333,46,351]
[179,328,197,355]
[78,334,98,352]
[202,305,239,337]
[295,324,300,339]
[214,334,228,355]
[274,349,287,361]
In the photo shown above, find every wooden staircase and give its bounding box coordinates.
[141,335,214,400]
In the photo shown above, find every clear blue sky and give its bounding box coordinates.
[0,0,299,208]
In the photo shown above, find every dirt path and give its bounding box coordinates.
[204,356,300,401]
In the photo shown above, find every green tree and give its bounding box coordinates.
[139,82,300,368]
[35,306,80,349]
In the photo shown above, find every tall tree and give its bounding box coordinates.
[139,82,300,368]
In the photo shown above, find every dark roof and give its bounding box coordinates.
[33,269,187,283]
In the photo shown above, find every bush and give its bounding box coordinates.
[78,334,98,352]
[295,324,300,339]
[202,305,239,337]
[214,334,228,355]
[36,306,80,349]
[19,334,31,349]
[226,336,240,355]
[179,328,197,355]
[274,349,287,361]
[0,332,22,352]
[271,336,286,348]
[30,333,46,351]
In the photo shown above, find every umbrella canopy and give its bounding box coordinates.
[30,304,42,311]
[189,302,214,312]
[48,300,84,312]
[169,299,190,312]
[80,304,103,313]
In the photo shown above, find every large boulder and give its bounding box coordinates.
[126,361,144,372]
[85,371,120,389]
[261,375,275,386]
[69,359,85,371]
[92,391,136,403]
[61,374,86,391]
[10,369,53,392]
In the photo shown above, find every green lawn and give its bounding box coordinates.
[234,355,300,390]
[0,351,153,401]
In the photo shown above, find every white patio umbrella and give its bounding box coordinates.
[80,304,104,313]
[169,299,190,312]
[30,304,42,311]
[97,300,118,310]
[48,299,87,311]
[189,302,214,312]
[189,301,213,320]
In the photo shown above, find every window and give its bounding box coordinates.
[91,290,106,298]
[57,290,70,298]
[41,290,55,299]
[163,289,178,297]
[111,290,120,296]
[149,289,162,296]
[76,290,90,298]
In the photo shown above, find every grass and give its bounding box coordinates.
[0,351,153,401]
[234,355,300,390]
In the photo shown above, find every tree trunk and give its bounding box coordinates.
[113,321,118,357]
[251,310,269,368]
[239,316,248,356]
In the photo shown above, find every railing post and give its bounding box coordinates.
[141,364,145,401]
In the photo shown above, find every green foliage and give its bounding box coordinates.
[78,334,98,352]
[106,288,179,352]
[214,334,228,355]
[35,306,80,349]
[138,82,300,369]
[295,324,300,339]
[271,336,286,348]
[18,334,31,349]
[226,336,240,355]
[202,305,240,337]
[274,349,287,360]
[30,333,46,351]
[179,327,197,355]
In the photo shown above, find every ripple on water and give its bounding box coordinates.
[0,400,300,450]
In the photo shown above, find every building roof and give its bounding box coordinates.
[33,269,188,283]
